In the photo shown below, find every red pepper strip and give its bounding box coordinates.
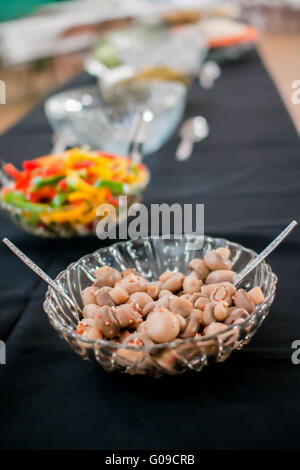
[23,160,41,171]
[107,190,119,207]
[73,160,94,169]
[29,187,57,203]
[4,163,21,179]
[37,159,66,178]
[15,172,31,191]
[138,162,147,171]
[57,179,70,192]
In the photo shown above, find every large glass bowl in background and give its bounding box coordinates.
[45,81,187,156]
[85,23,208,88]
[43,236,277,377]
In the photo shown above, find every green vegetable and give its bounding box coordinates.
[32,174,63,190]
[94,179,130,195]
[77,169,88,179]
[4,191,49,214]
[93,39,122,68]
[130,164,139,177]
[66,176,78,191]
[51,193,68,208]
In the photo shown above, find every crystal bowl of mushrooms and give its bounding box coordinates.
[43,236,277,377]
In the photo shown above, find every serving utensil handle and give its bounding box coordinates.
[2,237,78,311]
[233,220,298,286]
[128,110,153,164]
[0,160,13,188]
[176,138,193,161]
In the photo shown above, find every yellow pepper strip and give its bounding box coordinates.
[66,171,100,195]
[88,166,113,181]
[76,178,102,195]
[35,154,65,165]
[40,202,89,224]
[68,189,107,203]
[129,168,147,187]
[78,206,98,225]
[66,149,117,170]
[68,191,91,202]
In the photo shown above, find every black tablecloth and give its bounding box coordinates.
[1,51,300,450]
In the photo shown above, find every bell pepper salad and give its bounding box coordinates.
[1,148,148,231]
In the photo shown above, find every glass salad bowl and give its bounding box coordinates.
[45,81,187,156]
[43,236,277,377]
[0,149,150,238]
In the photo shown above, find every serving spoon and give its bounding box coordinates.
[233,220,298,286]
[2,237,81,320]
[0,160,13,187]
[127,109,153,165]
[176,116,209,162]
[199,61,221,89]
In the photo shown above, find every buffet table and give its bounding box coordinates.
[0,51,299,450]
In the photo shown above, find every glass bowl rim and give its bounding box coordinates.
[43,235,277,351]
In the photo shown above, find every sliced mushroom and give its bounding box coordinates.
[118,273,148,294]
[215,247,231,260]
[210,284,233,306]
[248,286,264,305]
[159,289,173,298]
[204,322,228,336]
[82,303,103,319]
[225,307,249,325]
[161,272,184,292]
[96,286,115,307]
[93,266,121,288]
[233,289,255,313]
[213,301,228,321]
[81,286,98,306]
[147,281,161,299]
[204,250,232,271]
[94,305,120,338]
[109,286,129,305]
[206,270,237,284]
[202,302,216,326]
[188,258,210,280]
[181,309,202,338]
[169,297,193,318]
[194,296,210,310]
[122,268,139,278]
[183,275,202,294]
[129,292,153,309]
[159,270,173,283]
[113,304,141,329]
[145,308,180,343]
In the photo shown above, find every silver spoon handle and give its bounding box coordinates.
[0,160,13,187]
[128,109,153,165]
[2,237,76,309]
[176,138,193,161]
[233,220,298,286]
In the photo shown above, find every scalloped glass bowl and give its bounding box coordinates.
[43,236,277,377]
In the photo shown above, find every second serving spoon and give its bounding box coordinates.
[176,116,209,162]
